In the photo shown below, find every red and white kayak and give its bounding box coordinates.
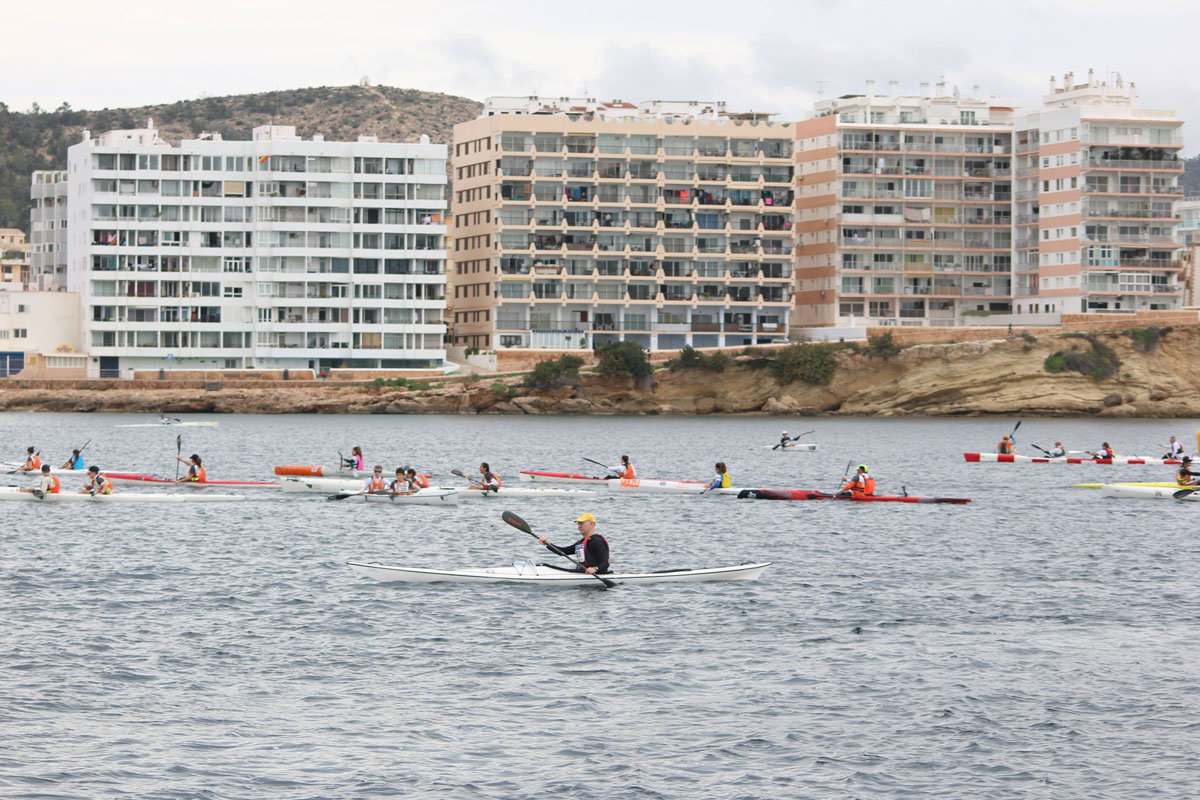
[104,473,281,489]
[605,477,709,494]
[965,453,1180,465]
[519,470,608,485]
[275,464,369,478]
[737,488,971,504]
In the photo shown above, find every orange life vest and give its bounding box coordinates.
[841,474,875,496]
[367,475,387,491]
[46,475,61,494]
[622,465,636,479]
[414,474,430,488]
[29,454,41,469]
[189,465,207,482]
[997,440,1012,454]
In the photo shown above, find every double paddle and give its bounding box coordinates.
[772,430,814,450]
[502,510,616,589]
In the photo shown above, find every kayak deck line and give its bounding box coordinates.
[1073,482,1182,489]
[0,487,246,503]
[965,453,1181,465]
[104,473,281,488]
[346,560,772,585]
[1100,484,1200,501]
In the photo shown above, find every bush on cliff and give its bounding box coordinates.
[1044,335,1121,381]
[755,342,838,386]
[594,342,653,381]
[524,354,584,390]
[867,332,900,360]
[1128,325,1168,352]
[668,345,727,372]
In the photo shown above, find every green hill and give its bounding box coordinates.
[0,85,482,231]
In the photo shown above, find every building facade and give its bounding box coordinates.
[1012,72,1184,315]
[30,171,69,291]
[65,123,447,376]
[449,97,796,351]
[792,82,1018,328]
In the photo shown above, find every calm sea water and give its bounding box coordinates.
[0,412,1197,799]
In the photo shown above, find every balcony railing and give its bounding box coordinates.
[1086,158,1183,171]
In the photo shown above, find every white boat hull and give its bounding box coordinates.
[965,453,1179,465]
[347,561,772,585]
[605,478,708,494]
[0,464,90,477]
[280,476,362,494]
[448,486,598,500]
[116,421,219,428]
[762,443,819,451]
[0,487,245,503]
[359,489,459,505]
[1100,484,1200,501]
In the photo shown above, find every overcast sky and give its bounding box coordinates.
[5,0,1198,150]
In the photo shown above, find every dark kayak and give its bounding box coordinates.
[737,489,971,504]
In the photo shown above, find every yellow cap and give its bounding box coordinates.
[574,512,596,523]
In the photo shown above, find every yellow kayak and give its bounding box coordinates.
[1073,482,1181,489]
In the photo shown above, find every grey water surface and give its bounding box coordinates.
[0,412,1197,799]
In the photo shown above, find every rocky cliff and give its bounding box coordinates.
[1,328,1197,416]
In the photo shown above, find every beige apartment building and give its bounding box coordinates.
[792,82,1018,328]
[1012,72,1184,315]
[449,97,795,351]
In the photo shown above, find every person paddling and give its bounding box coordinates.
[473,463,501,492]
[997,435,1014,455]
[838,464,876,497]
[359,465,388,495]
[405,468,429,489]
[779,431,791,449]
[177,453,207,483]
[706,461,732,492]
[60,449,85,470]
[344,446,365,472]
[1176,456,1200,487]
[1090,442,1115,460]
[606,455,636,479]
[1048,441,1066,458]
[158,413,172,425]
[80,466,113,495]
[387,467,412,496]
[536,512,610,574]
[1161,436,1186,459]
[22,464,59,495]
[18,447,41,472]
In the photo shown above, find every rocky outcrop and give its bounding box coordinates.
[4,327,1200,416]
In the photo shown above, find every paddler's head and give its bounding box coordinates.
[575,512,596,536]
[27,446,35,454]
[857,464,868,473]
[88,466,100,474]
[1183,456,1192,465]
[190,454,202,465]
[479,462,490,474]
[40,465,50,474]
[372,465,383,475]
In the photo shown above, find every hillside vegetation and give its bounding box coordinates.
[0,85,482,230]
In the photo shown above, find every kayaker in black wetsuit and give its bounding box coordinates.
[1176,456,1200,487]
[537,512,610,574]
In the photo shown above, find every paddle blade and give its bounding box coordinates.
[451,469,466,479]
[327,492,354,502]
[502,510,532,534]
[1173,488,1196,500]
[597,576,618,589]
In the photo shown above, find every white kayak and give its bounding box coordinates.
[347,560,772,585]
[1100,484,1200,501]
[605,477,709,494]
[280,476,364,494]
[965,453,1180,465]
[762,443,819,451]
[0,487,245,503]
[0,463,91,477]
[115,421,220,428]
[448,486,598,500]
[356,489,459,505]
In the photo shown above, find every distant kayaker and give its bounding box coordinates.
[1176,456,1200,487]
[406,468,429,489]
[18,447,41,472]
[706,461,732,491]
[1090,443,1115,460]
[779,431,791,448]
[475,463,501,492]
[344,446,365,472]
[60,449,85,470]
[606,455,636,480]
[360,465,388,494]
[997,435,1014,455]
[537,512,610,574]
[80,466,112,495]
[1048,441,1066,458]
[1161,436,1186,459]
[22,464,59,495]
[177,453,207,483]
[158,413,172,425]
[838,464,876,497]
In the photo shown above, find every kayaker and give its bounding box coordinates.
[345,446,365,472]
[360,465,388,494]
[838,465,876,497]
[18,447,41,472]
[21,464,59,494]
[706,461,731,491]
[1048,441,1066,458]
[537,512,610,574]
[158,413,172,424]
[80,466,113,495]
[177,453,207,482]
[405,468,429,489]
[1161,436,1186,459]
[779,431,791,448]
[606,455,636,479]
[387,468,411,495]
[60,449,85,470]
[1090,442,1115,459]
[997,435,1014,455]
[475,463,501,492]
[1176,456,1200,487]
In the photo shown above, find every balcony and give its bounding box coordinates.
[1086,157,1183,171]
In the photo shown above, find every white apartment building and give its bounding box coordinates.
[66,122,447,377]
[30,170,69,291]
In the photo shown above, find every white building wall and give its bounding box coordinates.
[66,124,447,375]
[30,170,69,291]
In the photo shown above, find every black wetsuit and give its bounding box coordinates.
[548,534,610,574]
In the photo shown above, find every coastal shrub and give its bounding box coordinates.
[461,372,480,384]
[706,351,729,372]
[524,354,584,389]
[1021,332,1037,343]
[766,342,838,386]
[1128,325,1162,352]
[1043,335,1121,381]
[490,381,508,394]
[669,345,727,372]
[867,331,900,360]
[594,341,653,381]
